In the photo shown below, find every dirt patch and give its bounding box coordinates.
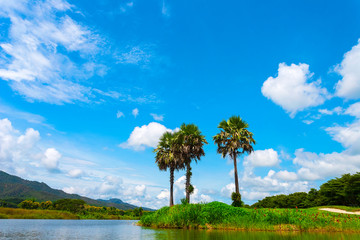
[319,208,360,215]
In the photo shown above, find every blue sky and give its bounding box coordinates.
[1,0,360,208]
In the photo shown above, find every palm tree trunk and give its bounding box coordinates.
[233,154,239,194]
[185,162,191,203]
[170,167,174,207]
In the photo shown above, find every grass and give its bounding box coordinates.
[139,202,360,232]
[0,207,79,219]
[0,207,141,220]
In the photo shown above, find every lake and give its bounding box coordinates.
[0,219,359,240]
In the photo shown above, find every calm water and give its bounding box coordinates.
[0,220,360,240]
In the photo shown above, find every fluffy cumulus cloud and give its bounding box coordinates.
[275,170,298,181]
[244,149,280,167]
[120,122,177,151]
[241,169,310,198]
[42,148,61,170]
[261,63,328,117]
[0,118,63,174]
[293,149,360,180]
[335,39,360,99]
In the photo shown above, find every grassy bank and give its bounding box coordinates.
[0,207,79,219]
[139,202,360,232]
[0,207,141,220]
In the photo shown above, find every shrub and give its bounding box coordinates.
[231,192,244,207]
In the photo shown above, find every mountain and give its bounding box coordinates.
[0,170,153,211]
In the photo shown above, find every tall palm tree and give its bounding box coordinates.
[175,124,207,203]
[154,132,183,206]
[213,116,255,195]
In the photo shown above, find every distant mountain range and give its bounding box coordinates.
[0,170,153,211]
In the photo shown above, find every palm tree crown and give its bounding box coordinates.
[213,116,255,159]
[213,116,255,197]
[175,123,207,203]
[154,131,184,206]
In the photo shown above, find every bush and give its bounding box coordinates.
[231,192,244,207]
[18,200,40,209]
[53,199,86,213]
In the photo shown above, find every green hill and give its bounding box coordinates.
[0,170,152,211]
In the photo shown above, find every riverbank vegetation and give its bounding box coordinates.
[139,201,360,232]
[0,198,147,219]
[252,172,360,208]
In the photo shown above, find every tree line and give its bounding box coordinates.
[17,198,144,217]
[154,116,255,207]
[252,172,360,208]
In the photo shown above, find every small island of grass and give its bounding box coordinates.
[139,202,360,232]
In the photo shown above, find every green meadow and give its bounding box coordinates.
[139,202,360,232]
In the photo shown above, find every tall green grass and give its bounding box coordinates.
[0,207,78,219]
[139,202,360,232]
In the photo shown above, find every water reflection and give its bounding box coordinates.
[0,220,359,240]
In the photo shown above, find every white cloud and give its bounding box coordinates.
[241,169,310,195]
[0,101,46,125]
[335,39,360,99]
[42,148,61,170]
[119,122,176,151]
[116,111,124,118]
[293,149,360,180]
[262,63,329,117]
[0,118,43,172]
[302,120,314,125]
[244,149,280,167]
[157,189,169,200]
[132,108,139,118]
[275,170,298,181]
[68,169,83,178]
[345,102,360,118]
[221,183,235,197]
[242,191,269,201]
[326,121,360,154]
[0,0,104,104]
[150,113,164,121]
[319,106,343,116]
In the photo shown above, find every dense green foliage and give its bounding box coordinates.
[231,192,244,207]
[253,173,360,208]
[140,201,360,231]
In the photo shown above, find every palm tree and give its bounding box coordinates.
[213,116,255,196]
[175,124,207,203]
[154,132,183,206]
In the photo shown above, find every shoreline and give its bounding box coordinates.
[0,207,140,220]
[138,223,360,233]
